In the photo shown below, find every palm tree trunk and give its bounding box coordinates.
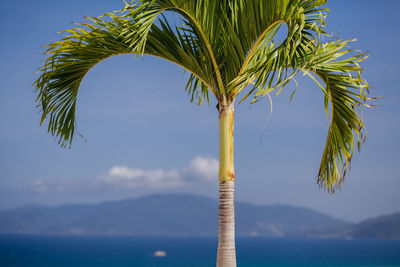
[216,103,236,267]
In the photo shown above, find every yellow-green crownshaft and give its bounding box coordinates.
[218,103,235,183]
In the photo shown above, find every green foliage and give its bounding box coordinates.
[302,40,372,192]
[34,0,373,192]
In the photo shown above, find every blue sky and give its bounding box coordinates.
[0,0,399,222]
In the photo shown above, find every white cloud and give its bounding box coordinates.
[29,178,71,194]
[186,156,219,180]
[101,156,218,189]
[108,166,144,179]
[28,156,219,195]
[30,179,47,193]
[103,167,182,188]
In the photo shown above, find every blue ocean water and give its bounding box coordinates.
[0,235,399,267]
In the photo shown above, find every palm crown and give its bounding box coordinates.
[35,0,372,193]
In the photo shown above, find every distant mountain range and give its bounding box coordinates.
[0,194,398,239]
[346,213,400,240]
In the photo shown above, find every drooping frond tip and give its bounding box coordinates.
[303,40,374,193]
[34,14,135,148]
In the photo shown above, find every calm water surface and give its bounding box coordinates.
[0,235,399,267]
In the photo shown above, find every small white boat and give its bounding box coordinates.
[153,250,167,257]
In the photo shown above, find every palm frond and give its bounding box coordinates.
[302,40,372,192]
[226,0,328,101]
[34,2,219,147]
[119,0,224,98]
[34,16,133,147]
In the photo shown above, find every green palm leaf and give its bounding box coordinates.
[35,0,373,192]
[302,40,372,192]
[35,2,219,147]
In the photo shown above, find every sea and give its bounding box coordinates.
[0,235,399,267]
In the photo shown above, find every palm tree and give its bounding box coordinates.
[34,1,373,266]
